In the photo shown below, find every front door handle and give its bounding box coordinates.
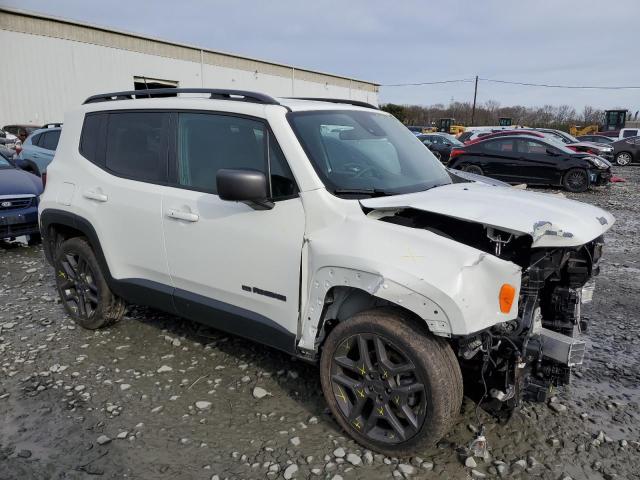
[166,209,199,222]
[83,189,108,202]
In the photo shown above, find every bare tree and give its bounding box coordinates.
[382,99,608,131]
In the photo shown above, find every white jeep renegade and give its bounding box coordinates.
[39,88,614,455]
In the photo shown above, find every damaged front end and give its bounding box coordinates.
[457,234,604,419]
[374,204,607,420]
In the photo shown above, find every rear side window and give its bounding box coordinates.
[40,130,61,151]
[105,112,169,183]
[30,133,42,146]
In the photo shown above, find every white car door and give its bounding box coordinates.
[161,111,304,352]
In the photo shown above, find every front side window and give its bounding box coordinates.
[288,110,450,196]
[176,113,297,199]
[105,112,169,183]
[517,139,547,155]
[483,139,515,153]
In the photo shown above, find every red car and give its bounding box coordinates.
[465,129,545,145]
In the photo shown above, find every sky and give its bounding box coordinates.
[2,0,639,112]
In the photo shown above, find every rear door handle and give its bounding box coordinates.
[83,190,108,202]
[166,209,199,222]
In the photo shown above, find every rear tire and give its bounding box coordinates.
[320,308,463,456]
[563,168,590,192]
[54,237,125,329]
[615,152,632,166]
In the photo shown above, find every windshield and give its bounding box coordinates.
[440,133,463,146]
[288,110,451,196]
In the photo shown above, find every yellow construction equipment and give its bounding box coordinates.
[437,118,466,135]
[569,124,599,136]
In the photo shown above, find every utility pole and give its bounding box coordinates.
[471,75,479,126]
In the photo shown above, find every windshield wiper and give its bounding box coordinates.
[333,188,394,197]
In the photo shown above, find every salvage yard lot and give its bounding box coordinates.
[1,168,639,480]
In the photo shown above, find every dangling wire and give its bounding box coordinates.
[474,335,491,428]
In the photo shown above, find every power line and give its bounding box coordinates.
[381,77,640,90]
[381,78,473,87]
[480,78,640,90]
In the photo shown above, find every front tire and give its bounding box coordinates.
[615,152,632,166]
[320,309,463,456]
[462,164,484,176]
[54,237,125,329]
[563,168,590,192]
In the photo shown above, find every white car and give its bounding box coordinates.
[618,127,640,139]
[39,88,613,455]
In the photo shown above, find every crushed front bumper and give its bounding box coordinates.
[590,169,612,186]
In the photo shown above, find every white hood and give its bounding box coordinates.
[361,182,614,248]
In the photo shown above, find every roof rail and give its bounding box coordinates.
[83,88,281,105]
[285,97,379,110]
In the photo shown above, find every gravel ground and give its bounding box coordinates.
[1,167,639,480]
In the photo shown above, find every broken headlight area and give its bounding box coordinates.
[456,235,605,421]
[376,208,534,266]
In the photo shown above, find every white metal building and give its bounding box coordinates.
[0,7,379,127]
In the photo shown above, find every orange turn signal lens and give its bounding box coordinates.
[499,284,516,313]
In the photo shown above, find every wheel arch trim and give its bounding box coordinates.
[298,266,452,353]
[40,208,115,287]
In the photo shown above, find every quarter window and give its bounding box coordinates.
[105,112,169,182]
[176,113,297,199]
[79,113,106,165]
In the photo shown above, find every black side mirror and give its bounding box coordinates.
[217,169,274,210]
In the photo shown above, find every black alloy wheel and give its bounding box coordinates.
[330,333,427,444]
[563,168,590,192]
[320,309,463,455]
[54,237,125,329]
[58,251,100,319]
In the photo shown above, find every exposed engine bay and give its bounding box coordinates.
[377,208,604,419]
